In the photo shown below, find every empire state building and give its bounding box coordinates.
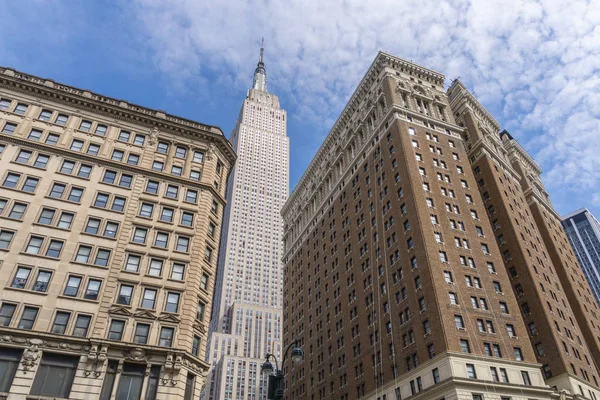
[204,43,289,399]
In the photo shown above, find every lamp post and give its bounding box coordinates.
[261,340,304,400]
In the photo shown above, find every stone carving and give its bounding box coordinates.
[149,127,160,145]
[206,143,216,161]
[162,353,183,385]
[123,347,148,362]
[21,340,42,373]
[84,343,108,377]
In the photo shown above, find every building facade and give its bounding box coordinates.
[282,52,600,400]
[562,209,600,308]
[205,45,289,399]
[0,67,235,399]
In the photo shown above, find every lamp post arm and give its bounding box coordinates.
[281,339,299,375]
[266,352,280,373]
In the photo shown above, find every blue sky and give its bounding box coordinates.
[2,0,599,218]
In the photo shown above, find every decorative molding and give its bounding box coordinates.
[108,305,134,317]
[123,347,150,362]
[83,343,108,377]
[161,352,183,385]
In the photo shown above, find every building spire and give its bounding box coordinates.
[252,38,267,92]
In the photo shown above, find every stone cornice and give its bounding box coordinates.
[448,79,501,133]
[0,66,236,166]
[0,132,228,205]
[284,51,446,217]
[502,134,543,175]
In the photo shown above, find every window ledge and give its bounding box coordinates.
[70,261,108,270]
[19,252,61,261]
[4,287,49,296]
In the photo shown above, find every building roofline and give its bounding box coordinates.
[562,208,591,221]
[0,66,236,165]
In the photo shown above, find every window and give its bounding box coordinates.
[521,371,531,385]
[500,368,509,383]
[449,292,458,305]
[21,176,39,193]
[160,207,174,222]
[33,154,50,169]
[455,315,465,329]
[51,311,71,334]
[0,97,11,110]
[197,302,206,320]
[125,254,141,272]
[67,186,84,202]
[177,236,190,253]
[192,336,201,356]
[108,320,125,340]
[85,218,101,235]
[85,279,101,300]
[507,324,516,337]
[95,124,107,136]
[49,182,66,198]
[186,189,198,203]
[141,288,157,309]
[133,227,148,244]
[171,165,182,176]
[147,258,163,276]
[75,245,92,263]
[64,276,82,297]
[3,172,20,188]
[0,230,14,249]
[175,146,187,158]
[146,180,159,194]
[0,303,17,326]
[205,246,213,262]
[127,154,139,165]
[25,236,44,254]
[193,150,204,163]
[466,363,477,379]
[45,133,60,144]
[39,109,52,121]
[9,202,26,220]
[70,139,84,152]
[190,170,201,181]
[0,347,22,392]
[87,143,100,155]
[119,174,133,188]
[181,211,194,227]
[212,200,219,213]
[166,185,179,199]
[500,302,509,314]
[432,367,440,384]
[94,249,111,266]
[200,273,209,290]
[157,142,169,154]
[73,315,91,337]
[159,327,174,347]
[165,292,180,313]
[117,285,133,305]
[11,267,31,289]
[115,363,145,400]
[112,150,124,161]
[444,271,453,284]
[514,347,524,361]
[55,114,69,126]
[155,232,169,248]
[133,134,145,146]
[38,208,55,225]
[33,270,52,292]
[172,263,185,280]
[29,130,43,141]
[16,149,32,164]
[79,120,92,132]
[30,353,79,398]
[14,103,28,115]
[460,339,471,353]
[18,306,38,329]
[104,222,119,238]
[2,122,17,134]
[118,130,131,142]
[208,222,216,237]
[134,323,150,344]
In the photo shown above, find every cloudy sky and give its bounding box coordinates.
[1,0,599,217]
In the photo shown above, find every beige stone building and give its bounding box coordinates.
[282,52,600,400]
[0,67,235,399]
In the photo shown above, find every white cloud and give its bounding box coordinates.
[129,0,600,215]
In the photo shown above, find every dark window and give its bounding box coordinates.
[38,208,55,225]
[0,230,14,248]
[3,173,20,188]
[112,196,126,212]
[64,276,82,297]
[11,267,31,289]
[99,360,118,400]
[18,306,38,329]
[51,311,71,334]
[0,303,17,326]
[159,327,174,347]
[85,279,102,300]
[31,353,79,398]
[192,336,201,356]
[94,193,109,208]
[146,180,159,194]
[45,240,63,258]
[108,320,125,340]
[73,315,91,337]
[0,347,22,392]
[116,363,145,400]
[145,366,161,400]
[134,323,150,344]
[22,177,39,192]
[184,373,195,400]
[49,183,66,198]
[32,270,52,292]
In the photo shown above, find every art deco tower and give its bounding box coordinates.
[205,43,290,399]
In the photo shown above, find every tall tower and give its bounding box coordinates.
[562,209,600,308]
[205,42,290,400]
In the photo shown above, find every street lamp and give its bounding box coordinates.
[261,340,304,400]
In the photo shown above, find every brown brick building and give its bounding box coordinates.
[0,67,235,399]
[282,52,600,400]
